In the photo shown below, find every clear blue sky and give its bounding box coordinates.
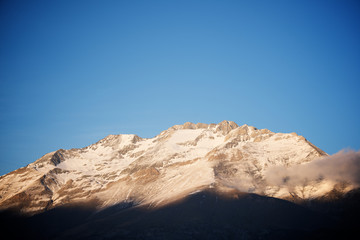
[1,0,359,175]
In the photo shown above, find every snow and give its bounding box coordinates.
[169,129,203,143]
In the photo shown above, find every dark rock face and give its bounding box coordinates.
[2,189,359,240]
[50,150,65,166]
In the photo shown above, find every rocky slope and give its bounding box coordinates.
[0,120,349,215]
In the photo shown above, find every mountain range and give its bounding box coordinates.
[1,120,359,239]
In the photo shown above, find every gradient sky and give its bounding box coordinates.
[1,0,359,176]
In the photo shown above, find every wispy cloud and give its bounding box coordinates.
[265,149,360,188]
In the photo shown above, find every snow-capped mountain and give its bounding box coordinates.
[0,120,352,215]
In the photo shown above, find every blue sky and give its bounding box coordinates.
[1,0,359,175]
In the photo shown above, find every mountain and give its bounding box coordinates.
[1,120,359,239]
[0,120,329,213]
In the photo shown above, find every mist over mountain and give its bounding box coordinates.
[265,150,360,189]
[1,121,359,239]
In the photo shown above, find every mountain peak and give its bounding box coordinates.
[169,121,212,130]
[168,120,239,134]
[216,120,239,134]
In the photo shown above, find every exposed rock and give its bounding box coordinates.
[216,120,239,134]
[50,150,65,166]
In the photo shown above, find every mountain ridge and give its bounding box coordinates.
[0,120,349,216]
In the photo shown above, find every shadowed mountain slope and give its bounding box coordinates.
[2,188,360,240]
